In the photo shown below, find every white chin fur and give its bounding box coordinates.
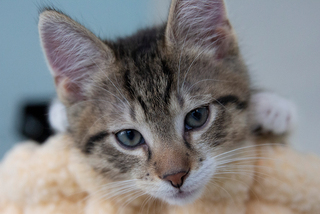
[162,187,204,206]
[251,92,297,134]
[49,99,68,133]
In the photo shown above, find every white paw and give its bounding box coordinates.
[49,98,69,133]
[251,92,296,135]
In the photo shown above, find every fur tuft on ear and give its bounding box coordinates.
[166,0,237,58]
[39,10,114,105]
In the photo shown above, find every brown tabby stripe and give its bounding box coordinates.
[84,131,109,154]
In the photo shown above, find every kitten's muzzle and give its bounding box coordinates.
[162,169,189,188]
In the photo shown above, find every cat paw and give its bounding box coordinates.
[251,92,296,135]
[49,98,68,133]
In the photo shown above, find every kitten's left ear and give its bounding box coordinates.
[39,9,114,105]
[166,0,237,58]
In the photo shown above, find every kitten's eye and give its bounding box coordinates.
[185,107,209,130]
[116,129,144,148]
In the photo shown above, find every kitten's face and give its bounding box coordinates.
[39,0,251,205]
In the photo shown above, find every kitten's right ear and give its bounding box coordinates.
[165,0,237,58]
[39,10,114,105]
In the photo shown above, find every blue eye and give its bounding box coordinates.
[116,129,144,148]
[185,107,209,130]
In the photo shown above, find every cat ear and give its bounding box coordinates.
[39,10,114,105]
[165,0,237,58]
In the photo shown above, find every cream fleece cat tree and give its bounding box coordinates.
[0,134,319,214]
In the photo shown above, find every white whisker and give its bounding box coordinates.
[213,175,261,202]
[209,180,235,203]
[216,157,278,166]
[213,143,284,160]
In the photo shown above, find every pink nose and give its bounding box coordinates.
[162,171,189,188]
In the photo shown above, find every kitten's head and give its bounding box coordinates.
[39,0,251,205]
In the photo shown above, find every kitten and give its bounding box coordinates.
[40,0,295,206]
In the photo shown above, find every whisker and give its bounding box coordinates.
[146,196,156,214]
[214,150,267,163]
[209,180,235,203]
[215,168,266,186]
[85,179,138,202]
[139,194,152,214]
[212,175,261,202]
[117,190,145,214]
[215,163,274,171]
[215,151,258,162]
[213,143,284,160]
[102,186,138,201]
[214,169,286,185]
[216,157,279,166]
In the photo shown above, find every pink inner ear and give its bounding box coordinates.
[44,33,71,76]
[40,20,102,102]
[42,23,94,81]
[172,0,230,50]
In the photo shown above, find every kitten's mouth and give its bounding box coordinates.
[165,188,202,205]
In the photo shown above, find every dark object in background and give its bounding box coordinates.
[20,101,53,144]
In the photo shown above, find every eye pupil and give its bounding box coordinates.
[126,130,135,140]
[192,110,202,121]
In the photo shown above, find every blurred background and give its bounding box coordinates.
[0,0,319,158]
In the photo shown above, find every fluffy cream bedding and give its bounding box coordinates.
[0,134,319,214]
